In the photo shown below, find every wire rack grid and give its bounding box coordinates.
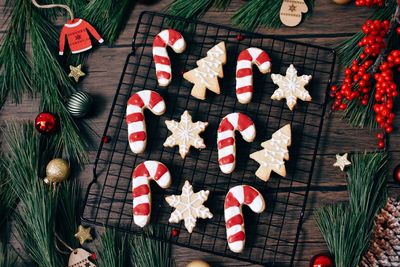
[81,11,336,266]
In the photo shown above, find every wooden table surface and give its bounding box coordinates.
[1,1,400,266]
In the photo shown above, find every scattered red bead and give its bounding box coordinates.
[171,228,179,237]
[102,135,111,144]
[90,252,97,261]
[397,27,400,35]
[236,34,245,41]
[393,164,400,183]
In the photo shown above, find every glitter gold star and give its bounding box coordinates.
[74,225,93,245]
[68,64,85,82]
[333,153,351,171]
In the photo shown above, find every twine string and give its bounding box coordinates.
[54,232,75,255]
[31,0,74,20]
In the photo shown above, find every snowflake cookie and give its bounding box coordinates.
[165,180,213,233]
[163,110,208,159]
[271,64,312,111]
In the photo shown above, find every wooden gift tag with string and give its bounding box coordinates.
[31,0,103,56]
[54,233,96,267]
[280,0,309,27]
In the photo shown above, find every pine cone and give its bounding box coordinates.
[359,197,400,267]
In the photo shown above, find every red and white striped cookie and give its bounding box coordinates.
[225,185,265,253]
[236,48,272,104]
[217,113,256,174]
[132,161,172,227]
[153,29,186,87]
[126,90,166,154]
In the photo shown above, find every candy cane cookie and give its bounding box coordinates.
[132,161,172,227]
[236,48,272,104]
[225,185,265,253]
[126,90,166,154]
[153,29,186,87]
[217,113,256,174]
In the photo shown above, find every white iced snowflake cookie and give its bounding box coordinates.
[271,64,312,111]
[163,111,208,159]
[165,180,213,233]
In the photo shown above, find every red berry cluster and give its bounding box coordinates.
[331,20,390,111]
[359,20,390,57]
[355,0,384,7]
[373,50,400,148]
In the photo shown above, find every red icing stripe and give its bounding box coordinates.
[218,118,234,132]
[129,131,146,143]
[126,112,144,123]
[219,154,234,166]
[133,184,149,197]
[154,163,168,181]
[156,71,171,80]
[128,93,145,107]
[218,137,234,149]
[237,114,254,132]
[236,68,252,78]
[168,29,183,46]
[153,35,166,47]
[238,50,252,61]
[134,203,150,215]
[236,86,253,94]
[148,91,164,110]
[133,163,150,177]
[153,55,171,65]
[243,185,259,205]
[226,214,243,229]
[256,51,270,65]
[225,191,240,208]
[228,231,245,243]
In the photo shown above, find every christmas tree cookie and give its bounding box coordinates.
[250,124,291,181]
[183,42,226,100]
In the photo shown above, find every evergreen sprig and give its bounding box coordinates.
[166,0,231,30]
[97,230,129,267]
[232,0,314,31]
[81,0,133,45]
[0,242,17,267]
[315,152,388,267]
[130,226,174,267]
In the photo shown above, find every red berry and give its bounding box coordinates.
[376,132,384,139]
[102,136,111,143]
[377,140,385,149]
[236,34,245,41]
[171,228,179,237]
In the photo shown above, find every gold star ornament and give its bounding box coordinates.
[271,64,312,111]
[74,225,93,245]
[333,153,351,171]
[68,64,85,82]
[163,110,208,159]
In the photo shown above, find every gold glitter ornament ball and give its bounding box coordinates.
[45,158,70,183]
[186,260,210,267]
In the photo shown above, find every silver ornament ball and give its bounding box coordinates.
[67,91,93,118]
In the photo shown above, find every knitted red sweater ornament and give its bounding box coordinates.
[59,18,104,55]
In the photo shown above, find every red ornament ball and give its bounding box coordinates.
[35,112,58,134]
[393,164,400,183]
[171,228,179,237]
[310,253,334,267]
[102,135,111,144]
[236,34,245,41]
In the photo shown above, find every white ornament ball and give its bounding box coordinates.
[67,91,93,118]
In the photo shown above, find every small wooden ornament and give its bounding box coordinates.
[280,0,309,27]
[186,260,210,267]
[333,0,352,4]
[68,248,96,267]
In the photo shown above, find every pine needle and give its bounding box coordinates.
[0,242,17,267]
[130,226,174,267]
[97,230,129,267]
[81,0,133,45]
[315,152,388,267]
[232,0,314,31]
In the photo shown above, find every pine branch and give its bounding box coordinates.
[129,226,174,267]
[81,0,133,45]
[97,230,129,267]
[166,0,231,30]
[0,0,32,107]
[0,158,17,232]
[315,152,388,267]
[336,0,397,66]
[0,242,17,267]
[232,0,314,31]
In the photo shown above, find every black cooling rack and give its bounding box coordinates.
[82,11,336,266]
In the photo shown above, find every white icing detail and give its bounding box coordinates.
[236,76,253,88]
[217,130,234,142]
[71,45,92,54]
[155,63,172,73]
[128,122,145,133]
[230,186,244,204]
[248,195,265,212]
[241,126,256,141]
[237,93,251,102]
[138,91,151,106]
[226,224,243,237]
[127,105,142,114]
[144,161,159,177]
[220,163,234,174]
[224,206,241,221]
[152,101,166,115]
[133,195,150,207]
[152,47,169,57]
[132,176,149,187]
[134,215,148,228]
[229,241,244,253]
[227,113,239,129]
[236,60,253,70]
[64,19,83,28]
[158,30,169,43]
[129,141,145,153]
[172,39,186,52]
[98,38,104,44]
[247,47,263,59]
